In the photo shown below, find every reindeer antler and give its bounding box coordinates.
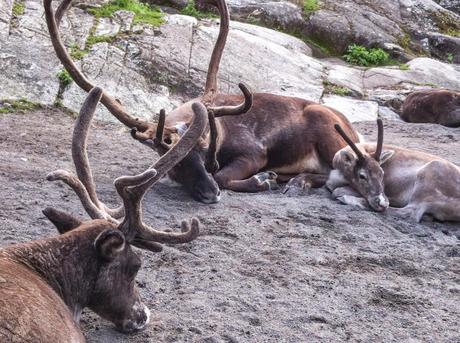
[334,124,365,162]
[43,0,155,141]
[48,87,207,250]
[374,119,384,162]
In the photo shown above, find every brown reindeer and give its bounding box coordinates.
[327,119,460,222]
[0,87,206,342]
[401,89,460,127]
[44,0,359,203]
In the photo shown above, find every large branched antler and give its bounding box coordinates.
[43,0,155,141]
[48,87,207,250]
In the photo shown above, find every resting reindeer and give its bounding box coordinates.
[327,119,460,222]
[0,87,206,342]
[401,89,460,127]
[44,0,359,203]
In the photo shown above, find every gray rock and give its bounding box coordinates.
[321,95,379,123]
[0,0,13,42]
[378,106,403,121]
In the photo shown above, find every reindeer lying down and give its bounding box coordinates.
[327,120,460,222]
[0,88,204,342]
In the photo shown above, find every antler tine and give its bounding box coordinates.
[202,0,230,102]
[47,87,122,223]
[205,111,219,174]
[334,124,365,161]
[114,102,208,243]
[209,83,253,117]
[43,0,155,140]
[374,119,384,162]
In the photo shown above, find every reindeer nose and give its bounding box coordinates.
[372,194,389,211]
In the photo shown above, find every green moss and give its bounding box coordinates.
[70,44,88,60]
[322,80,352,96]
[398,63,410,70]
[445,28,460,37]
[343,44,390,67]
[303,0,319,15]
[86,34,116,48]
[181,0,217,19]
[12,1,25,16]
[397,33,411,50]
[0,99,42,114]
[57,69,73,87]
[446,53,454,64]
[89,0,164,26]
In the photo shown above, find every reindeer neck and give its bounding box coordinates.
[2,230,101,321]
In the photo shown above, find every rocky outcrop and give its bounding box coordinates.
[0,0,459,125]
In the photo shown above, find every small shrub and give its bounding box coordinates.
[57,69,73,87]
[343,44,390,67]
[89,0,164,26]
[446,53,454,64]
[303,0,319,15]
[181,0,217,19]
[12,1,25,16]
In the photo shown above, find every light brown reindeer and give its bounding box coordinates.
[0,87,207,342]
[45,0,359,203]
[327,119,460,222]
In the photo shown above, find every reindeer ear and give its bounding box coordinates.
[43,207,82,234]
[95,230,126,261]
[340,150,356,165]
[379,150,394,165]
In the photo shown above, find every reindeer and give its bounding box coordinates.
[327,119,460,222]
[0,87,206,342]
[44,0,359,203]
[401,89,460,127]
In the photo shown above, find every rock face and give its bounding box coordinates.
[0,0,459,125]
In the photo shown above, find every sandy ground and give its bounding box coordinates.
[0,109,459,343]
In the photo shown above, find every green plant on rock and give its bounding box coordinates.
[399,64,410,71]
[89,0,164,26]
[0,99,42,114]
[57,69,73,87]
[70,44,88,60]
[12,1,25,16]
[446,53,454,64]
[343,44,390,67]
[303,0,319,15]
[322,80,352,96]
[86,34,116,48]
[181,0,217,19]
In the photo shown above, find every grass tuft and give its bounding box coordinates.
[89,0,164,26]
[303,0,319,15]
[12,1,25,16]
[323,80,352,96]
[0,99,42,114]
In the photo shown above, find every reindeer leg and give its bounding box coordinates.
[332,186,370,209]
[214,157,278,192]
[282,173,328,196]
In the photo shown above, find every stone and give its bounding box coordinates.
[321,95,379,123]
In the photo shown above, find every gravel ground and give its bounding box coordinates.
[0,109,459,343]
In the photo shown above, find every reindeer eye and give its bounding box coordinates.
[359,173,367,180]
[164,137,172,145]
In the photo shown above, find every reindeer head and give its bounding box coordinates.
[46,87,205,332]
[44,0,252,204]
[333,120,394,212]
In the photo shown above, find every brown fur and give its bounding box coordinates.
[163,93,359,200]
[0,219,147,343]
[328,134,460,222]
[401,89,460,127]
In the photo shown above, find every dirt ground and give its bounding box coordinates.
[0,109,459,343]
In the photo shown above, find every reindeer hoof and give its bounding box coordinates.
[254,171,279,191]
[283,177,311,197]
